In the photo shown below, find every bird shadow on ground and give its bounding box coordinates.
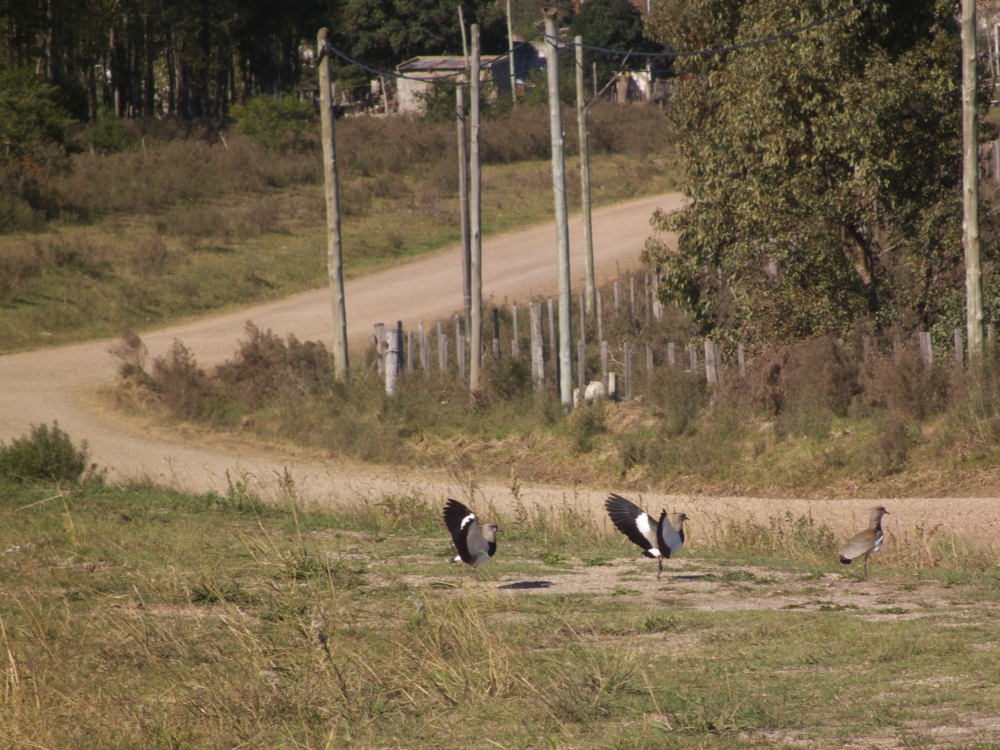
[498,580,553,590]
[670,574,709,581]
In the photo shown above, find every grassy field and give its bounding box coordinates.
[0,104,679,354]
[3,474,1000,749]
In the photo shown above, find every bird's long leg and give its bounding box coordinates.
[863,554,869,582]
[657,558,663,580]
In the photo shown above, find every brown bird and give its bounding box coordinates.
[838,506,889,581]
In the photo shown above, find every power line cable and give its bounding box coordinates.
[558,0,877,59]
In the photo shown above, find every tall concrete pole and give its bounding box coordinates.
[962,0,984,359]
[576,36,595,316]
[469,25,483,391]
[317,28,349,381]
[506,0,517,106]
[544,8,573,406]
[457,86,471,335]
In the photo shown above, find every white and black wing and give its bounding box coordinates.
[606,494,661,558]
[443,498,479,564]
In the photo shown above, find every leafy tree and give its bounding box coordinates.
[570,0,661,90]
[333,0,510,73]
[643,0,997,347]
[0,68,70,158]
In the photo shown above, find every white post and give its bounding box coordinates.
[544,7,573,407]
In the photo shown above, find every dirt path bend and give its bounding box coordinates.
[3,190,1000,539]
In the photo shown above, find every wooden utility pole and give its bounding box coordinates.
[576,36,595,316]
[543,7,573,407]
[469,25,484,391]
[317,28,349,382]
[962,0,984,359]
[457,86,471,334]
[506,0,517,106]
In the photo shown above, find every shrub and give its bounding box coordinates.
[229,95,317,151]
[149,340,218,420]
[0,422,90,482]
[79,115,138,153]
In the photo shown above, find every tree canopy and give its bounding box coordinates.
[643,0,998,346]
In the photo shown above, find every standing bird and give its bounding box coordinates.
[443,499,501,578]
[838,506,889,581]
[605,494,688,579]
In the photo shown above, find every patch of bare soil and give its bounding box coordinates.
[383,557,961,621]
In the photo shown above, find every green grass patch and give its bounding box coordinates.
[3,479,1000,747]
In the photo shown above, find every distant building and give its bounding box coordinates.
[396,41,548,113]
[396,56,510,114]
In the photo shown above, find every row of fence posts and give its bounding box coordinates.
[371,281,998,398]
[864,324,996,369]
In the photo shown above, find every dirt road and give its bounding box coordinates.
[2,190,999,540]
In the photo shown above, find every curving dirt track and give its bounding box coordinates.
[2,190,999,541]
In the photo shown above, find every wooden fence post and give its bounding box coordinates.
[954,328,964,367]
[704,341,719,385]
[737,343,746,377]
[418,320,427,374]
[689,343,698,376]
[652,272,661,321]
[645,274,651,325]
[579,291,586,346]
[530,302,544,389]
[601,341,609,391]
[988,323,995,350]
[512,305,520,358]
[624,342,632,399]
[493,308,501,359]
[385,327,401,394]
[918,331,933,367]
[646,344,654,383]
[667,342,675,367]
[578,341,586,391]
[456,315,466,381]
[407,330,414,372]
[548,298,557,383]
[374,323,386,377]
[629,277,636,319]
[596,289,604,342]
[437,318,446,371]
[613,281,620,319]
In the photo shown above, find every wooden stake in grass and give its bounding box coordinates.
[456,315,466,381]
[317,28,349,382]
[576,35,595,315]
[601,340,608,391]
[493,308,501,359]
[531,301,544,389]
[512,304,521,357]
[597,289,604,342]
[438,318,446,371]
[457,86,472,335]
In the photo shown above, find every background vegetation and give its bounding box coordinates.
[0,99,678,352]
[644,0,1000,347]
